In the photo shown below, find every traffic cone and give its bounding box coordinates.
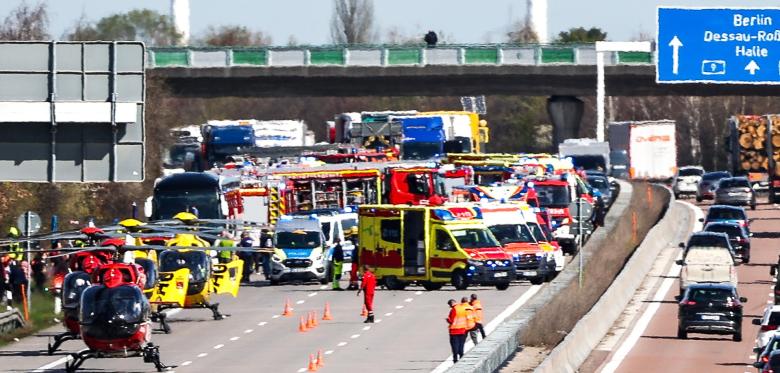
[307,311,316,329]
[317,350,325,368]
[308,354,318,372]
[283,298,293,317]
[299,316,308,332]
[322,302,333,321]
[360,304,368,317]
[312,311,319,327]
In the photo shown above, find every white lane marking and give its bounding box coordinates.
[32,348,87,372]
[213,344,224,350]
[384,312,393,316]
[197,353,208,358]
[430,284,542,373]
[362,326,371,331]
[601,257,682,372]
[350,334,361,339]
[768,300,773,304]
[297,368,307,373]
[325,350,334,355]
[375,319,382,323]
[272,315,281,319]
[181,361,192,366]
[415,290,423,295]
[404,297,414,302]
[308,292,318,297]
[749,355,756,359]
[244,329,254,333]
[337,342,348,347]
[395,305,404,309]
[230,336,240,341]
[296,300,305,304]
[258,321,268,326]
[320,285,328,290]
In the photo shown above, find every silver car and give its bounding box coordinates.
[696,171,731,202]
[715,177,757,210]
[673,166,704,198]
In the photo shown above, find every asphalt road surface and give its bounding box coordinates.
[598,199,779,373]
[1,273,540,372]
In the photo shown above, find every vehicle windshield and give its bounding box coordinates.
[80,285,149,338]
[527,222,551,242]
[159,250,210,283]
[342,218,357,233]
[769,312,780,325]
[165,144,198,168]
[610,150,628,165]
[401,142,441,160]
[154,189,220,219]
[686,234,730,249]
[679,168,704,177]
[450,228,500,249]
[718,178,750,188]
[275,231,322,248]
[535,185,571,207]
[488,224,536,245]
[587,177,609,191]
[707,208,746,221]
[703,172,730,181]
[686,288,735,303]
[569,155,606,171]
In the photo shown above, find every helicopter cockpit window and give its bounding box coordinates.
[62,272,91,308]
[159,251,210,283]
[80,285,149,339]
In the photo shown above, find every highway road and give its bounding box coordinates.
[0,274,540,372]
[594,199,779,373]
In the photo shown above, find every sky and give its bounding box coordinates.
[2,0,780,44]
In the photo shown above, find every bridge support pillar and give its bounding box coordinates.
[547,95,584,147]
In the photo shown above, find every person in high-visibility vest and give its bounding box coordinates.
[331,238,344,290]
[6,227,22,261]
[469,294,486,345]
[460,297,476,351]
[447,299,468,363]
[216,231,235,264]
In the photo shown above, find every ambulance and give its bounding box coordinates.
[358,205,515,291]
[479,204,564,284]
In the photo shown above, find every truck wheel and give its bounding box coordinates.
[451,270,469,290]
[384,276,406,291]
[422,281,444,291]
[495,282,510,290]
[677,326,687,339]
[529,277,544,285]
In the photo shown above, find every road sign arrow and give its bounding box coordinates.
[745,60,760,75]
[668,36,683,74]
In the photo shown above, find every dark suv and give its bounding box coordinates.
[677,283,746,341]
[704,222,751,263]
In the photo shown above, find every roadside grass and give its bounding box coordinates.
[0,291,59,347]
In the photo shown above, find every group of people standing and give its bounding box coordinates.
[447,294,486,364]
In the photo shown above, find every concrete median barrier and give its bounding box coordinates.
[449,181,673,373]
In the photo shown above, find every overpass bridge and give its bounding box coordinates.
[145,43,780,98]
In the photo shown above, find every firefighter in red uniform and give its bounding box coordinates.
[357,264,376,323]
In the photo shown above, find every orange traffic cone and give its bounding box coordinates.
[283,298,293,317]
[299,316,308,332]
[308,354,318,372]
[360,304,368,317]
[322,302,333,321]
[307,311,316,329]
[312,311,319,327]
[317,350,325,368]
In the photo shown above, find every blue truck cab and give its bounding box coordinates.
[399,116,445,160]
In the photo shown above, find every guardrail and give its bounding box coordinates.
[0,308,25,335]
[147,44,655,68]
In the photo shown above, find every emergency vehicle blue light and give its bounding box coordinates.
[471,207,483,219]
[432,209,455,221]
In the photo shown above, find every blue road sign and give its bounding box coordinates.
[658,7,780,84]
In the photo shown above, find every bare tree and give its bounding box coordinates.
[199,25,272,46]
[330,0,375,44]
[506,20,538,43]
[0,2,49,40]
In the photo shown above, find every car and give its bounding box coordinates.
[754,349,780,373]
[703,222,751,263]
[753,305,780,350]
[586,173,613,206]
[673,166,705,198]
[696,171,731,202]
[677,283,746,341]
[755,334,780,370]
[715,176,757,210]
[701,205,750,233]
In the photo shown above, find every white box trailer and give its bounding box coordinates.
[610,120,677,180]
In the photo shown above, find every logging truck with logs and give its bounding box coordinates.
[727,115,780,202]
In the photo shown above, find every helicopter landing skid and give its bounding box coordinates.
[151,311,172,334]
[47,332,78,355]
[64,344,174,373]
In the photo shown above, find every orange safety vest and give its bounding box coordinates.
[462,302,476,329]
[450,304,469,332]
[471,300,484,324]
